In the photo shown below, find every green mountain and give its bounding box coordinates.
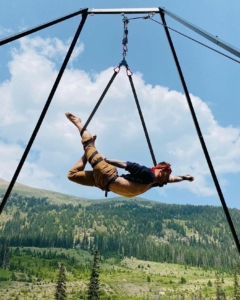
[0,178,89,205]
[0,178,239,270]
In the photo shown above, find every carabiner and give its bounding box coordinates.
[114,65,121,73]
[126,68,133,76]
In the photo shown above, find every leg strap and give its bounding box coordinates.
[88,151,98,164]
[82,139,93,150]
[80,128,86,137]
[91,157,104,168]
[87,150,104,168]
[104,175,118,197]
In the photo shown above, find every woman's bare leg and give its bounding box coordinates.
[71,154,87,171]
[65,112,96,142]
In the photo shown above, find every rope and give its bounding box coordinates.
[80,70,118,135]
[128,74,157,166]
[150,18,240,64]
[121,14,240,64]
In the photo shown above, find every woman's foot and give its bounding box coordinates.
[65,112,82,127]
[65,112,97,142]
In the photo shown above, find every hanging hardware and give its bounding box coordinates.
[122,16,129,58]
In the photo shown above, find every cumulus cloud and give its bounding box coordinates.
[0,36,239,202]
[15,36,84,62]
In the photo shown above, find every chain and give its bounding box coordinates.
[121,13,155,59]
[122,16,129,58]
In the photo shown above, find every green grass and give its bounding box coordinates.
[0,247,236,299]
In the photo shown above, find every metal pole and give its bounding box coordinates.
[0,9,88,215]
[1,7,239,58]
[158,9,240,254]
[0,8,87,46]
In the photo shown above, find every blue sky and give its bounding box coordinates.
[0,1,239,211]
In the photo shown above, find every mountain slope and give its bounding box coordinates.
[0,177,89,205]
[0,179,239,270]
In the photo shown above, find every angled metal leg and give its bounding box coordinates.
[158,8,240,254]
[0,8,88,46]
[0,9,88,215]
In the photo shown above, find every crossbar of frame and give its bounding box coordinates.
[88,7,240,58]
[0,7,239,58]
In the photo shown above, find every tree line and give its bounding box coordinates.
[1,193,239,270]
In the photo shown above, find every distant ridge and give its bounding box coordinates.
[0,177,25,187]
[0,177,160,206]
[1,183,239,270]
[0,177,89,205]
[0,178,156,205]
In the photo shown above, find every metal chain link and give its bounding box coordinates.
[122,16,129,58]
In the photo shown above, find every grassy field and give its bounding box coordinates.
[0,247,236,299]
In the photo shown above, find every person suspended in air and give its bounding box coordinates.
[66,112,194,198]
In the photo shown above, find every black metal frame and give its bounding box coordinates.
[159,8,240,254]
[0,8,88,46]
[0,8,88,214]
[0,7,239,254]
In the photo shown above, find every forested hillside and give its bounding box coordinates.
[0,191,239,270]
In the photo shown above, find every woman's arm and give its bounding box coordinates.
[168,175,194,183]
[105,159,127,169]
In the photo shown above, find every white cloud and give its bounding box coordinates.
[0,36,239,201]
[17,36,84,62]
[0,140,57,191]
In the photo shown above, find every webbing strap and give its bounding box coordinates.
[88,151,98,164]
[91,157,103,168]
[128,75,157,166]
[80,70,118,136]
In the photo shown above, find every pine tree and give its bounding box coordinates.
[234,266,240,300]
[87,249,100,300]
[215,272,226,300]
[55,263,66,300]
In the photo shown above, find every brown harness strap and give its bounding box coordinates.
[88,151,98,164]
[91,157,104,168]
[104,175,118,197]
[83,139,93,150]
